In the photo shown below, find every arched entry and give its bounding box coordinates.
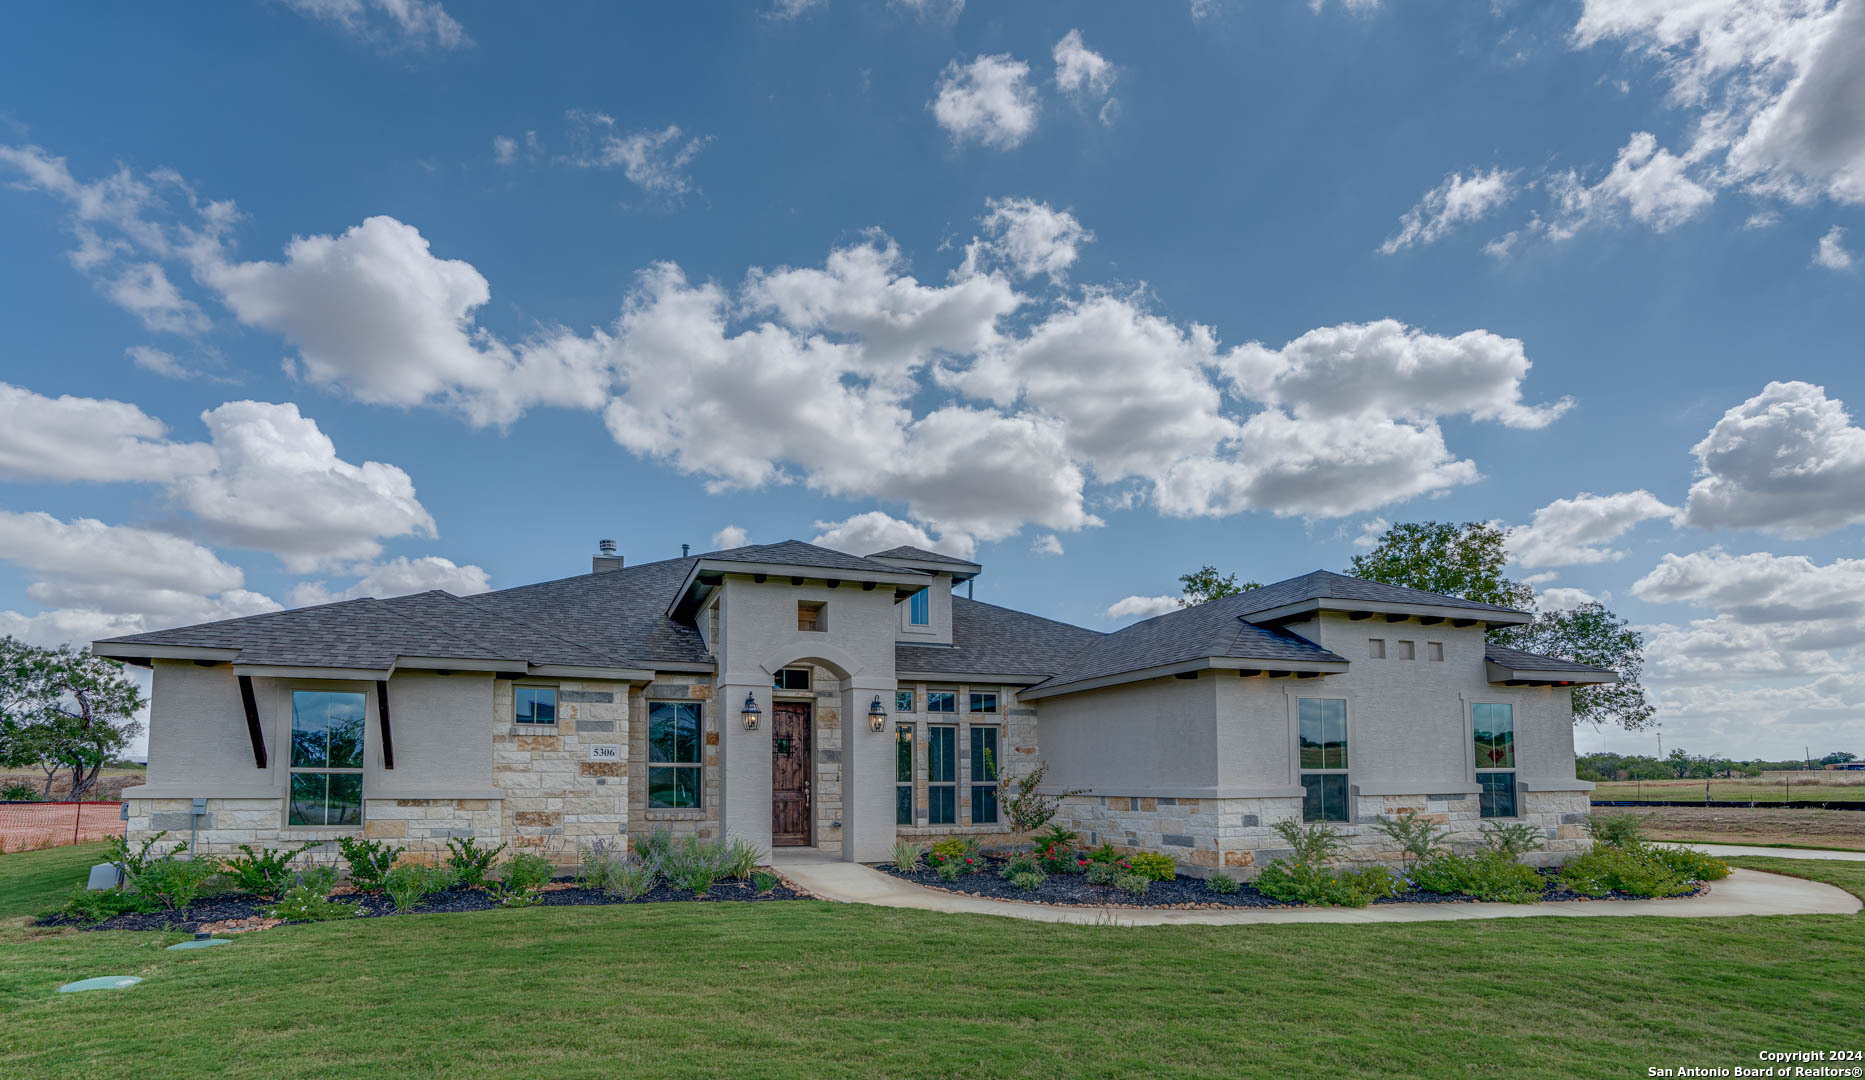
[758,650,859,849]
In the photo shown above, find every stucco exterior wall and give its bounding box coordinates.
[893,573,953,646]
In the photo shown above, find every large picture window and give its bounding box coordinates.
[969,725,999,825]
[927,724,957,825]
[648,701,704,809]
[1298,697,1349,823]
[289,690,365,826]
[896,725,914,825]
[1474,703,1517,818]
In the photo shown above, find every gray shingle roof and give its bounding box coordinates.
[1483,643,1614,675]
[866,545,980,567]
[701,540,925,577]
[1028,590,1346,691]
[1231,570,1527,618]
[896,598,1103,679]
[97,597,518,671]
[462,556,712,667]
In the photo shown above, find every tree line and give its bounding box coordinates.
[1579,749,1859,782]
[0,637,145,801]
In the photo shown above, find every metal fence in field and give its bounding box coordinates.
[0,801,125,852]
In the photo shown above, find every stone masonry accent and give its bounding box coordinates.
[494,676,633,860]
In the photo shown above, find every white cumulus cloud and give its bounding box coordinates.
[1682,381,1865,539]
[932,54,1040,149]
[1508,490,1677,568]
[811,510,976,560]
[1103,594,1180,621]
[280,0,471,51]
[1380,169,1518,253]
[288,555,491,607]
[710,525,751,550]
[1814,225,1854,269]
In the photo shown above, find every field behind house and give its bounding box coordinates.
[1,843,1862,1079]
[1590,775,1865,804]
[0,767,147,804]
[1589,804,1865,851]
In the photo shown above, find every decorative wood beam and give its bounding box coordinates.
[861,581,876,591]
[827,579,841,589]
[1347,611,1375,621]
[237,675,267,769]
[1417,616,1444,625]
[376,680,396,771]
[753,573,767,583]
[1451,618,1477,628]
[790,576,804,586]
[1384,613,1408,622]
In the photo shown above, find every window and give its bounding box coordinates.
[895,725,915,825]
[970,726,1000,825]
[908,588,930,626]
[514,686,556,725]
[648,701,703,809]
[1397,640,1416,660]
[773,667,811,691]
[1298,697,1349,823]
[1473,703,1517,818]
[797,600,826,632]
[927,725,957,825]
[1368,638,1386,659]
[895,689,914,713]
[1427,641,1444,662]
[926,690,956,713]
[969,691,997,714]
[288,690,365,826]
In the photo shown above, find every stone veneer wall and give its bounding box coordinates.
[625,674,720,842]
[1055,790,1592,878]
[123,797,504,863]
[894,682,1037,849]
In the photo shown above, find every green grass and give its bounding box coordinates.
[0,842,109,920]
[0,850,1859,1079]
[1725,856,1865,902]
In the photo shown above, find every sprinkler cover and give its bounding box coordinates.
[58,976,142,992]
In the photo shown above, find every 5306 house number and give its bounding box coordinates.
[587,745,620,762]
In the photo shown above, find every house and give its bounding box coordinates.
[93,540,1611,874]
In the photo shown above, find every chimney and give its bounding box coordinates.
[681,543,690,558]
[592,538,624,574]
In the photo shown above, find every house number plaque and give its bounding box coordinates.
[587,745,620,761]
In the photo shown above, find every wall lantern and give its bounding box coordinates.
[741,693,762,731]
[868,696,888,733]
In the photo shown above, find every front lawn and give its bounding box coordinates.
[0,841,109,920]
[0,854,1860,1079]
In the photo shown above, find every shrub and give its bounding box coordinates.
[107,831,178,883]
[124,849,221,912]
[928,837,975,861]
[1206,871,1240,895]
[271,883,363,922]
[1114,873,1150,897]
[891,839,924,873]
[1085,860,1125,887]
[1479,822,1546,860]
[296,864,340,896]
[55,885,155,923]
[1648,845,1730,882]
[662,836,727,895]
[751,870,779,894]
[1009,870,1045,891]
[1085,843,1121,864]
[1413,851,1545,903]
[337,837,403,892]
[1558,846,1694,898]
[936,860,962,883]
[383,864,456,912]
[998,852,1040,880]
[221,841,322,898]
[1126,851,1176,882]
[491,853,556,907]
[1032,840,1078,875]
[1272,818,1347,863]
[578,843,659,901]
[632,827,673,863]
[1371,812,1449,870]
[1586,812,1651,849]
[446,837,507,888]
[1,781,40,801]
[719,837,764,880]
[1253,863,1371,907]
[1033,824,1079,848]
[577,838,625,889]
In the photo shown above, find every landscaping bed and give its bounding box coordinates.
[38,874,810,934]
[873,857,1703,909]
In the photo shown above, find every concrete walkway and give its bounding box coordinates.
[1691,843,1865,862]
[769,851,1860,927]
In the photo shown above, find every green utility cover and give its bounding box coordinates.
[167,938,232,950]
[58,976,142,993]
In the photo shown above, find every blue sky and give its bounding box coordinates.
[1,0,1862,760]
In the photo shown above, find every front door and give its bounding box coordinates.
[771,701,812,847]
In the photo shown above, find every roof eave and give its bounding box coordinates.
[1244,598,1530,627]
[92,642,242,664]
[895,669,1052,686]
[1484,660,1618,686]
[1020,656,1350,701]
[665,560,932,619]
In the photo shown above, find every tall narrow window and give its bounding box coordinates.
[925,690,956,713]
[909,588,930,626]
[895,725,915,826]
[648,701,703,809]
[927,724,957,825]
[1474,703,1517,818]
[289,690,366,826]
[1298,697,1349,823]
[514,686,556,725]
[970,726,999,825]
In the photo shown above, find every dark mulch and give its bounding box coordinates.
[38,876,810,934]
[874,859,1706,910]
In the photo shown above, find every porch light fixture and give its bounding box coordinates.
[868,696,888,733]
[741,693,762,731]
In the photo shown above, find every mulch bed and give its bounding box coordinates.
[38,876,812,934]
[874,859,1706,910]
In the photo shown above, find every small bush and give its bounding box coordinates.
[271,883,363,922]
[107,831,177,883]
[1253,863,1371,907]
[1126,851,1176,882]
[632,827,673,863]
[1558,846,1695,898]
[576,838,625,889]
[1479,822,1546,859]
[928,837,974,861]
[662,836,726,895]
[936,860,962,883]
[1413,851,1544,903]
[1114,873,1150,897]
[1033,824,1080,848]
[296,864,340,896]
[1648,845,1730,882]
[55,885,155,924]
[445,837,507,889]
[1008,870,1045,891]
[751,870,779,894]
[998,852,1039,880]
[720,837,764,880]
[1206,872,1240,895]
[221,841,322,898]
[491,853,556,907]
[1085,843,1121,864]
[579,842,659,901]
[337,836,403,892]
[1586,812,1651,849]
[1,781,40,801]
[1272,818,1347,863]
[1085,860,1124,886]
[383,864,456,912]
[131,853,222,912]
[891,839,924,873]
[1371,812,1449,869]
[1032,840,1078,875]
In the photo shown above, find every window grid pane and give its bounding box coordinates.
[909,588,930,626]
[927,725,956,825]
[968,692,997,714]
[1297,698,1347,770]
[895,690,913,712]
[515,687,557,724]
[1478,773,1517,818]
[926,691,955,713]
[895,726,914,825]
[1301,773,1349,823]
[1474,703,1515,769]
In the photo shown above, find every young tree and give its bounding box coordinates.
[0,637,145,799]
[1822,751,1858,765]
[1177,566,1261,608]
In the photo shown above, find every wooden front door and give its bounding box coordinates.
[771,701,812,847]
